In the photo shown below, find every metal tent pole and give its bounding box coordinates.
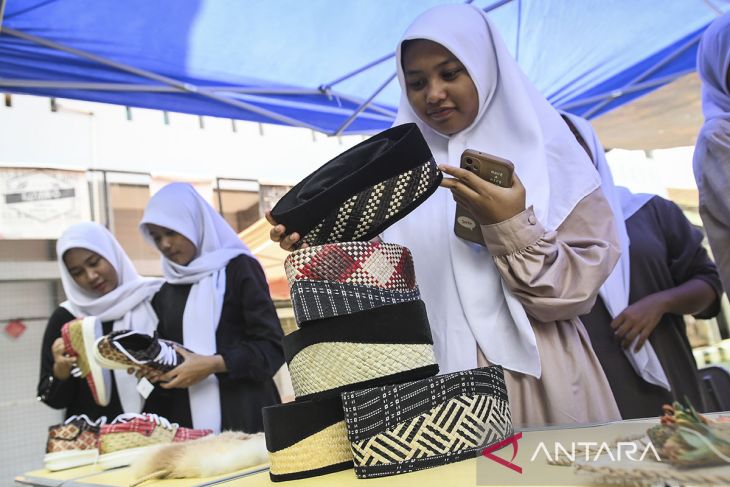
[333,73,396,136]
[0,80,324,95]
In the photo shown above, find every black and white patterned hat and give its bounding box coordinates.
[341,365,513,479]
[271,123,441,247]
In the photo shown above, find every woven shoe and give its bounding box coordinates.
[97,413,212,470]
[44,415,106,471]
[61,317,112,406]
[93,330,184,375]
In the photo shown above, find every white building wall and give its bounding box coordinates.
[0,94,363,184]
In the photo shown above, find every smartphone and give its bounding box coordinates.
[454,149,515,245]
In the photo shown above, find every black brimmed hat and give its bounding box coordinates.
[271,123,441,247]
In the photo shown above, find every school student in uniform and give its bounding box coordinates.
[562,112,722,418]
[140,182,284,433]
[38,222,162,419]
[270,4,622,428]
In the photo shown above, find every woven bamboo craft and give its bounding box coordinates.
[297,159,440,247]
[268,421,352,480]
[290,280,421,326]
[47,422,100,453]
[342,366,512,478]
[263,395,353,482]
[99,425,177,454]
[288,342,437,399]
[284,241,416,291]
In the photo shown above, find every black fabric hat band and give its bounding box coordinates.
[290,279,422,326]
[263,396,352,482]
[341,366,513,478]
[283,300,433,359]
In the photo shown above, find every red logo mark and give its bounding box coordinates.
[481,432,523,474]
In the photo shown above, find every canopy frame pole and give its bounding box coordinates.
[581,32,703,119]
[701,0,723,16]
[333,73,396,136]
[321,52,395,91]
[1,27,324,131]
[0,80,325,94]
[557,69,695,111]
[336,94,397,117]
[482,0,515,13]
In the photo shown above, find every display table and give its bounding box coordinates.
[15,416,728,487]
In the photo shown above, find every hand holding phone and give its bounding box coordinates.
[442,149,525,245]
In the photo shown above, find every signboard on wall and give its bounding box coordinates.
[0,168,91,239]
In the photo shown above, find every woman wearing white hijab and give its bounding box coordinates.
[271,4,620,427]
[563,113,721,417]
[38,222,162,419]
[694,11,730,298]
[140,183,284,434]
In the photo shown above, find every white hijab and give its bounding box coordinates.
[561,112,669,390]
[57,222,163,413]
[614,186,654,221]
[382,4,600,377]
[140,182,252,433]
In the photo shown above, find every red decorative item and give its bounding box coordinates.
[5,319,26,339]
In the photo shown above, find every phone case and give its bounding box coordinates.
[454,204,485,245]
[454,150,514,246]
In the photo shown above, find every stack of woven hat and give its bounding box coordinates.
[263,123,513,482]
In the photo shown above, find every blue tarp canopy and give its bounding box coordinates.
[0,0,727,135]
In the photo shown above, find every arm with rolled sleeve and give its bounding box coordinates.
[481,188,621,323]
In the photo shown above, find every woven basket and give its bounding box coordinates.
[288,342,437,399]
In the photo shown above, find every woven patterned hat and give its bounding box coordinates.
[341,366,513,478]
[285,241,416,290]
[285,241,419,326]
[263,395,352,482]
[283,300,438,400]
[271,123,441,247]
[290,280,421,326]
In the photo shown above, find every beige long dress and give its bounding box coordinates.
[477,188,622,428]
